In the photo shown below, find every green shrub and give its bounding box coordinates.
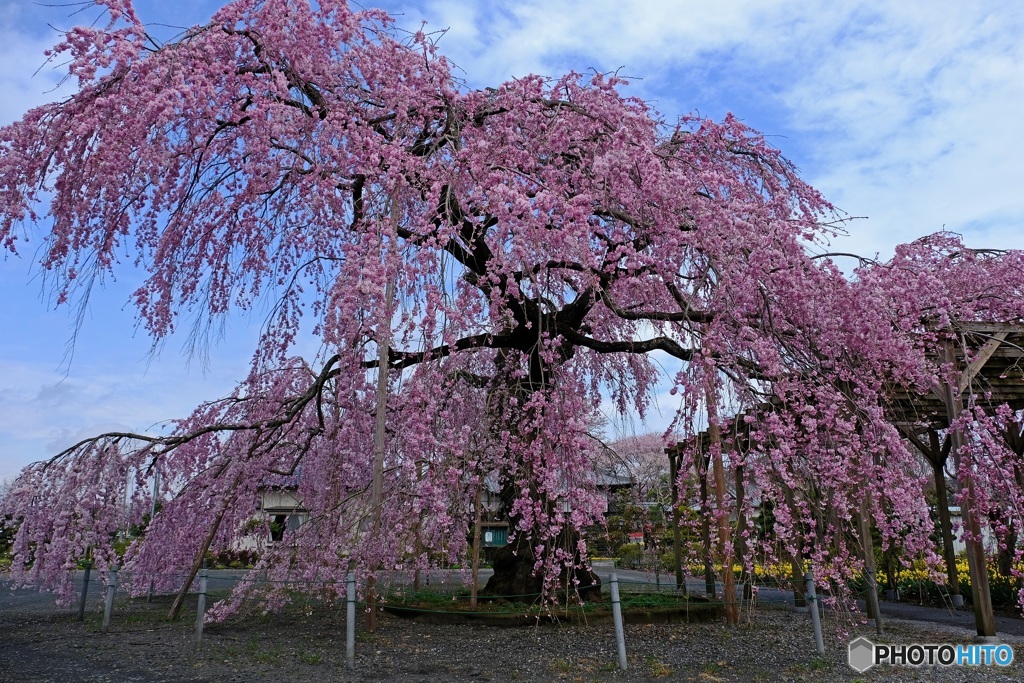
[617,543,643,569]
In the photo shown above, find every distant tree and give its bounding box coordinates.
[600,434,669,503]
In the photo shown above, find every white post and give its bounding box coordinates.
[346,572,356,670]
[609,569,628,671]
[805,570,825,656]
[102,566,118,633]
[194,568,208,649]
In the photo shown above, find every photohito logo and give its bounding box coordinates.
[848,637,1014,672]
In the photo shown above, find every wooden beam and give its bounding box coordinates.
[958,332,1009,393]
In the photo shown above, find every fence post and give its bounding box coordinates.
[609,569,628,671]
[805,569,825,656]
[78,560,92,622]
[194,568,208,649]
[346,572,356,670]
[101,566,118,633]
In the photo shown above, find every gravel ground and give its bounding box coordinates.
[2,590,1023,683]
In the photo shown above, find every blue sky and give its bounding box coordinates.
[1,0,1023,482]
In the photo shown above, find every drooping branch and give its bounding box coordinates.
[43,355,343,472]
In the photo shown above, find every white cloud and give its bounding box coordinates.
[396,0,780,90]
[0,29,74,126]
[777,2,1024,256]
[0,351,249,482]
[387,0,1024,259]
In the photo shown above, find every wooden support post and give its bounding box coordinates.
[706,383,738,626]
[858,497,884,636]
[469,482,484,608]
[667,450,685,593]
[367,208,397,632]
[695,447,716,597]
[941,340,996,637]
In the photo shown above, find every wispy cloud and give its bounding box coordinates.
[389,0,1024,257]
[0,352,249,482]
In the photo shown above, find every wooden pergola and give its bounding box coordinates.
[888,322,1024,637]
[888,322,1024,425]
[665,322,1024,636]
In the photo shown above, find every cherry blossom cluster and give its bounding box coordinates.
[2,0,1023,618]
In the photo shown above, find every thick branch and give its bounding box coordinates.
[557,326,696,360]
[364,333,515,370]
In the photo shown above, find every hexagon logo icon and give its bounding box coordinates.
[848,637,875,672]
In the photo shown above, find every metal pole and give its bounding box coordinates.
[805,570,825,656]
[609,569,628,671]
[77,560,92,621]
[194,568,208,649]
[102,566,118,633]
[346,572,356,670]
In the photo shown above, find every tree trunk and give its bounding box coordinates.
[481,529,600,602]
[366,209,398,631]
[790,557,807,608]
[905,427,960,601]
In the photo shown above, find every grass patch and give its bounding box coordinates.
[245,636,282,664]
[551,656,572,674]
[380,587,724,626]
[647,655,673,678]
[253,648,281,664]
